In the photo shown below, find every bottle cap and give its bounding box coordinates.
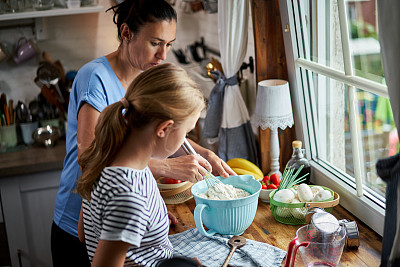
[292,140,302,148]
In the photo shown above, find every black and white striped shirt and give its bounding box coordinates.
[82,166,173,266]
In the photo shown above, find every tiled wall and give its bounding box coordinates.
[0,0,256,115]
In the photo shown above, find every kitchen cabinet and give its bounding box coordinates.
[0,169,61,267]
[0,141,66,267]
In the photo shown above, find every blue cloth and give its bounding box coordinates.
[53,56,126,237]
[202,71,258,164]
[169,228,286,267]
[202,71,238,139]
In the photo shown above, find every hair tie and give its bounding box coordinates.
[120,97,129,108]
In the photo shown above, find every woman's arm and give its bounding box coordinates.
[77,103,100,159]
[91,240,130,267]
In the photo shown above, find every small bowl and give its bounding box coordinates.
[33,125,60,147]
[259,188,275,203]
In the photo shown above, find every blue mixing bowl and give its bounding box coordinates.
[191,175,261,237]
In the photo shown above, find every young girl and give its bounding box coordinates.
[76,63,205,267]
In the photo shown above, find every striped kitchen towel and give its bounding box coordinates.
[169,228,286,267]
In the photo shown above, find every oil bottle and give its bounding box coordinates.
[286,140,311,184]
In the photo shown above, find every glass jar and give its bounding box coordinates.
[286,140,311,184]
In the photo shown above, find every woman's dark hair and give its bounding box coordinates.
[107,0,177,42]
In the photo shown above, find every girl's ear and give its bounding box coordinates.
[120,23,133,42]
[156,120,174,138]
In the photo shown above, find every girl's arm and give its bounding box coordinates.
[78,205,85,243]
[91,240,130,267]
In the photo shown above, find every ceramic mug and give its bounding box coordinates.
[13,37,37,64]
[0,42,10,63]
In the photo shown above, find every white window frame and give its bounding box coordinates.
[279,0,385,236]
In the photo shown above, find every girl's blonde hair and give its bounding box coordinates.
[76,63,205,200]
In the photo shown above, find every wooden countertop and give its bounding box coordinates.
[168,198,382,267]
[0,140,66,177]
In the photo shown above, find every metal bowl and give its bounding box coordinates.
[33,125,60,147]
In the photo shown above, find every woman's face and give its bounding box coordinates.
[127,20,176,70]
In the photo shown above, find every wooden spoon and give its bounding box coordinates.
[222,236,246,267]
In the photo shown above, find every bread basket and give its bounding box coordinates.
[157,178,193,204]
[269,185,340,225]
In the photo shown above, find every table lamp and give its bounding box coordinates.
[252,79,294,176]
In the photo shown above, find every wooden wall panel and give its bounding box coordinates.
[251,0,296,175]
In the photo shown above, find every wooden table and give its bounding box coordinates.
[167,198,382,267]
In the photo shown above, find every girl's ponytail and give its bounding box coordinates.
[77,101,128,200]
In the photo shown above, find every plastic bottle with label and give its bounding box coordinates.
[286,140,311,184]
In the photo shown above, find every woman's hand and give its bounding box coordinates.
[201,150,236,178]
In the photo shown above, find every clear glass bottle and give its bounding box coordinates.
[286,140,311,184]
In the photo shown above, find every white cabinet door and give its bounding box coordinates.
[0,170,61,267]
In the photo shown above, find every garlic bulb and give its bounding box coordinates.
[313,189,332,202]
[297,184,313,202]
[273,189,295,203]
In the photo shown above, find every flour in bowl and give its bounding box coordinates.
[197,183,250,200]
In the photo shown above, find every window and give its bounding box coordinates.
[280,0,398,235]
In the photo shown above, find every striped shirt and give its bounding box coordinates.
[82,166,173,266]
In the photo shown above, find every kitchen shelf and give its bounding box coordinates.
[0,5,104,21]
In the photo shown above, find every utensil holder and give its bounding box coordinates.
[0,124,18,149]
[20,121,39,145]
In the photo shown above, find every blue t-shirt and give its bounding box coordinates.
[53,56,126,237]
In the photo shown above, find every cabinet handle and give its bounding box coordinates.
[17,249,23,267]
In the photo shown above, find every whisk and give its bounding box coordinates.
[181,138,221,188]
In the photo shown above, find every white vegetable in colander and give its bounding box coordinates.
[289,187,298,199]
[297,184,313,202]
[311,185,324,197]
[273,189,295,203]
[290,199,307,219]
[313,189,332,202]
[275,207,292,217]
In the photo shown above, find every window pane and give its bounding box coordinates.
[347,0,384,82]
[308,0,345,71]
[310,72,398,198]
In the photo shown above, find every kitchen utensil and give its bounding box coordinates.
[33,125,60,147]
[37,62,65,103]
[191,175,261,237]
[16,101,29,123]
[338,219,360,249]
[181,138,221,188]
[8,99,13,124]
[269,186,339,225]
[28,100,39,121]
[284,222,346,267]
[222,236,246,267]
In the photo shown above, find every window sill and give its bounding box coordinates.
[311,160,385,236]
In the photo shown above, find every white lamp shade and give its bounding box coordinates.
[252,79,294,130]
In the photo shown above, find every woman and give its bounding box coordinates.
[51,0,234,266]
[77,63,204,267]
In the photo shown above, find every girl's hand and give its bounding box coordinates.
[168,211,178,225]
[149,155,213,183]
